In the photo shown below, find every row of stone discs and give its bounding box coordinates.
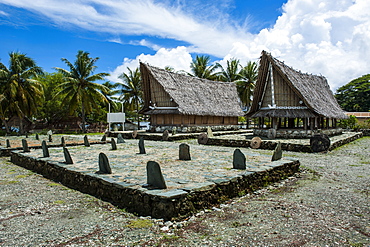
[198,131,330,153]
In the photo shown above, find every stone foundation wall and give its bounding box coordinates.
[253,128,343,139]
[150,125,239,133]
[205,132,363,153]
[10,152,299,220]
[361,129,370,136]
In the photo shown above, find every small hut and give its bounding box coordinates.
[246,51,348,138]
[139,62,244,132]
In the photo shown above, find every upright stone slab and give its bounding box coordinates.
[84,135,90,147]
[117,133,125,143]
[42,140,50,157]
[207,126,214,137]
[35,133,39,140]
[48,134,52,142]
[310,133,330,152]
[6,139,10,148]
[271,142,282,161]
[179,143,191,160]
[146,161,167,189]
[233,149,246,170]
[138,137,146,154]
[172,127,177,135]
[97,153,112,174]
[101,134,107,142]
[22,139,30,152]
[63,147,73,164]
[162,130,169,141]
[111,138,117,150]
[61,136,66,147]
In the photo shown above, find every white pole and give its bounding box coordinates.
[122,103,124,113]
[109,103,111,113]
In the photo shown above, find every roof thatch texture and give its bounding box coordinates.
[140,62,244,117]
[247,51,348,119]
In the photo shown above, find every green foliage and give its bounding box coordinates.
[338,115,358,129]
[189,55,219,80]
[36,72,68,123]
[0,51,44,133]
[335,74,370,112]
[215,59,257,109]
[118,67,143,128]
[55,50,110,133]
[238,116,246,122]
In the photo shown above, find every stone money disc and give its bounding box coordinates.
[250,137,262,149]
[132,130,138,139]
[197,133,208,144]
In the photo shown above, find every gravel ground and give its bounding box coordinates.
[0,137,369,246]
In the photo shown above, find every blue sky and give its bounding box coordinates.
[1,0,369,90]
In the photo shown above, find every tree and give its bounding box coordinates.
[55,50,109,133]
[216,58,242,82]
[189,55,218,80]
[101,81,120,112]
[237,61,258,109]
[335,74,370,112]
[36,72,68,124]
[118,67,143,129]
[0,52,44,133]
[215,59,258,110]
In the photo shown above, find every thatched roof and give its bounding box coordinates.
[247,51,348,119]
[140,62,244,117]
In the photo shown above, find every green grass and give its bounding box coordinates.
[125,219,153,228]
[48,182,61,187]
[53,200,65,204]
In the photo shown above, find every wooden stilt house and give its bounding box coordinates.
[139,62,244,132]
[246,51,348,138]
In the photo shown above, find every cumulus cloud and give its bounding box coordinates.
[1,0,369,89]
[107,46,192,83]
[248,0,370,89]
[106,0,370,89]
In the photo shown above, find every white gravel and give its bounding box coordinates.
[0,137,369,246]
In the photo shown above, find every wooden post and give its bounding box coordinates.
[272,117,278,129]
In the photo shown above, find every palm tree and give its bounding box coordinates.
[237,61,258,109]
[54,50,109,133]
[216,58,242,82]
[0,52,44,134]
[102,81,120,112]
[118,67,143,130]
[189,55,218,80]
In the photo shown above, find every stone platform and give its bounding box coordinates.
[8,139,299,220]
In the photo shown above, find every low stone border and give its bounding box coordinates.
[204,132,363,152]
[10,151,299,220]
[108,130,252,141]
[0,141,106,157]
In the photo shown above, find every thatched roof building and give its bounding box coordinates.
[247,51,347,138]
[139,62,244,132]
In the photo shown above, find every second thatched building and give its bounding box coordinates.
[246,51,348,138]
[139,62,244,133]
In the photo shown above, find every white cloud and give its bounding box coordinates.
[2,0,370,89]
[226,0,370,90]
[0,10,8,16]
[107,46,192,83]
